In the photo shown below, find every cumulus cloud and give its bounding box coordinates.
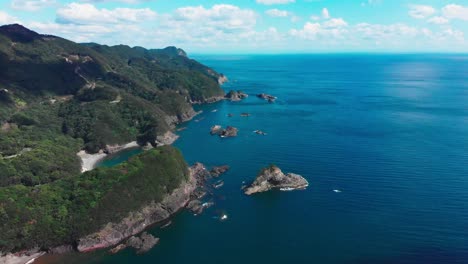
[290,18,348,40]
[322,8,330,19]
[56,3,156,25]
[442,4,468,21]
[427,16,449,25]
[408,5,436,19]
[80,0,147,3]
[172,5,256,32]
[11,0,56,11]
[323,18,347,28]
[256,0,295,5]
[265,9,290,17]
[0,11,20,24]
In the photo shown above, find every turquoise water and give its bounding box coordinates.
[43,54,468,263]
[96,148,143,168]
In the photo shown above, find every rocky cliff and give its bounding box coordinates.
[77,163,201,252]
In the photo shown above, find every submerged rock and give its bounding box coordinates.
[126,232,159,254]
[244,165,308,195]
[109,244,127,254]
[257,93,277,103]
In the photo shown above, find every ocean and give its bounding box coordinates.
[39,54,468,264]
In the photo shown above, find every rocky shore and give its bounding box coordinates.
[77,163,204,252]
[244,165,308,195]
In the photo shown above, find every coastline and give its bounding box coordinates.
[76,141,139,173]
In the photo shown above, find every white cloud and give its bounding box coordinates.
[310,15,320,21]
[56,3,156,25]
[361,0,382,7]
[408,5,436,19]
[256,0,295,5]
[323,18,347,28]
[442,4,468,21]
[322,8,330,19]
[427,16,449,25]
[0,11,20,24]
[265,9,290,17]
[11,0,56,11]
[80,0,146,3]
[290,19,348,40]
[173,5,256,32]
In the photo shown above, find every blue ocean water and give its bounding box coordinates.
[41,54,468,264]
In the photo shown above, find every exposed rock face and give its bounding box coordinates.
[218,74,228,85]
[126,232,159,254]
[105,141,139,154]
[191,96,225,104]
[225,90,248,101]
[257,93,277,103]
[165,108,199,127]
[77,164,200,252]
[210,165,230,177]
[48,245,74,254]
[155,131,179,146]
[210,125,222,135]
[244,165,308,195]
[220,126,238,137]
[0,249,45,264]
[210,125,238,137]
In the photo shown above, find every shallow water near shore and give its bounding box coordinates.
[38,54,468,264]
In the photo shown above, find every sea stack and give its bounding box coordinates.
[225,90,248,101]
[244,165,308,195]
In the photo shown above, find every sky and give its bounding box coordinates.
[0,0,467,53]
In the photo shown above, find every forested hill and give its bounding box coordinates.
[0,24,224,253]
[0,23,226,154]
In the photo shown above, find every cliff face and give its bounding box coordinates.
[77,164,199,252]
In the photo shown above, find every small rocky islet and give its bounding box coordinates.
[210,125,238,137]
[225,90,248,101]
[244,165,308,195]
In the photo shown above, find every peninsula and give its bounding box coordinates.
[0,24,226,263]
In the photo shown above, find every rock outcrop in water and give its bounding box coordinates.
[257,93,277,103]
[210,125,238,137]
[244,165,308,195]
[126,232,159,254]
[210,165,230,177]
[225,90,248,101]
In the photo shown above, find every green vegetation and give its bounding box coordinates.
[0,147,188,252]
[0,24,221,253]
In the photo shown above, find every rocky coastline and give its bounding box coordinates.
[76,163,201,252]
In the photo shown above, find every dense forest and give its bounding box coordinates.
[0,24,224,252]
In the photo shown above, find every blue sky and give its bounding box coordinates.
[0,0,467,53]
